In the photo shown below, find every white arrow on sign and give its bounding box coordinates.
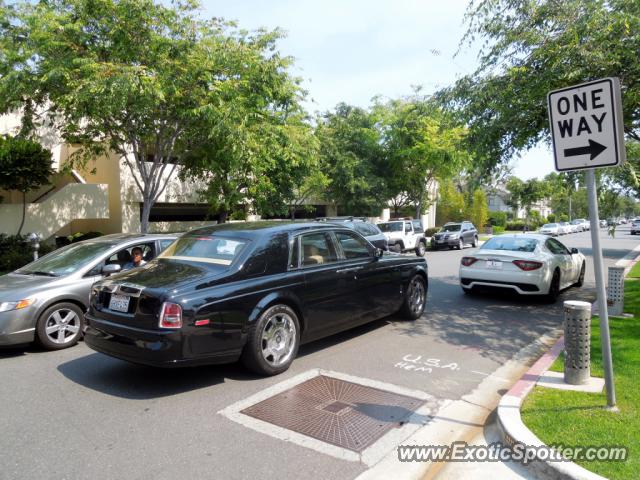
[548,78,626,172]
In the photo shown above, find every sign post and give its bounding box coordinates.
[548,78,626,409]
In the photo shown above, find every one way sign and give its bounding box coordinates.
[548,78,626,172]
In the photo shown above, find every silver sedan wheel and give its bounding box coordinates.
[407,277,425,316]
[261,311,297,367]
[45,309,81,344]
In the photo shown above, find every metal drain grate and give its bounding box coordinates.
[241,375,424,452]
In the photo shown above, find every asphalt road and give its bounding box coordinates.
[1,227,638,480]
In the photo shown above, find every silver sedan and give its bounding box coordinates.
[0,233,177,349]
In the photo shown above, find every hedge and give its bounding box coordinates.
[0,235,55,272]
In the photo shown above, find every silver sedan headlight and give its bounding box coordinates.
[0,298,36,313]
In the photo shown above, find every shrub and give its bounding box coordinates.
[493,226,506,234]
[425,227,439,237]
[506,221,527,231]
[546,213,556,223]
[0,235,55,272]
[488,211,508,227]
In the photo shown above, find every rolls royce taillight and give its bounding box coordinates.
[512,260,543,271]
[461,256,478,266]
[159,302,183,329]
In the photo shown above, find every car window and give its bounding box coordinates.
[335,231,371,259]
[441,224,461,232]
[160,239,175,251]
[353,223,371,236]
[412,221,424,234]
[377,222,402,232]
[16,241,116,277]
[289,236,300,269]
[300,232,338,266]
[481,237,538,253]
[159,236,248,266]
[546,238,570,255]
[367,223,382,236]
[87,242,156,275]
[542,223,558,228]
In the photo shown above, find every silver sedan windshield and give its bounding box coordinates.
[15,242,115,277]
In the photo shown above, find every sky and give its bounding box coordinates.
[202,0,554,181]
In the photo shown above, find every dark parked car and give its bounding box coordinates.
[84,222,428,375]
[431,221,478,250]
[0,234,177,349]
[316,217,388,251]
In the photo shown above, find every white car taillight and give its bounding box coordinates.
[512,260,543,271]
[461,256,478,266]
[159,302,182,329]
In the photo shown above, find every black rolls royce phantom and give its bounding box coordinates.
[84,222,428,375]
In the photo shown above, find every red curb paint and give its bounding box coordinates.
[507,337,565,399]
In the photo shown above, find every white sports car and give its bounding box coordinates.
[460,234,586,302]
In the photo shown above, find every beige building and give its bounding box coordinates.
[0,111,436,240]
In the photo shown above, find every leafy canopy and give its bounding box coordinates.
[0,0,307,230]
[439,0,640,180]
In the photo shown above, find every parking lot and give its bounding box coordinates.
[1,227,637,480]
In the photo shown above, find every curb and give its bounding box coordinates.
[497,246,640,480]
[496,337,606,480]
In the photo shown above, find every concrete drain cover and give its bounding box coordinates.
[241,374,423,452]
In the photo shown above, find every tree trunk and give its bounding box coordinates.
[17,191,26,236]
[140,198,152,234]
[290,207,296,220]
[218,211,228,224]
[415,201,421,219]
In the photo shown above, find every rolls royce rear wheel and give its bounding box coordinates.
[400,275,427,320]
[241,304,300,376]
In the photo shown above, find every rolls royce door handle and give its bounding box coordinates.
[336,266,363,278]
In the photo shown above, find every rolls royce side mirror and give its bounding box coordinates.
[375,248,384,258]
[571,247,579,255]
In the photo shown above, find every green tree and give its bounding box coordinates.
[0,0,303,231]
[0,136,53,234]
[315,104,387,216]
[439,0,640,178]
[380,94,469,218]
[506,177,548,226]
[436,179,466,224]
[468,189,489,230]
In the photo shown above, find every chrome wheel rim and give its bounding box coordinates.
[45,309,81,344]
[261,311,297,367]
[408,278,425,316]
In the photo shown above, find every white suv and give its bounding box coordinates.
[377,220,428,255]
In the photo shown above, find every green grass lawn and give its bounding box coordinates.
[521,279,640,479]
[627,261,640,279]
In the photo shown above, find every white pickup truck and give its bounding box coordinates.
[377,220,427,256]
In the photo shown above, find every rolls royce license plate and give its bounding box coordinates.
[109,294,130,312]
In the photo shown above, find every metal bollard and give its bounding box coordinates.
[607,266,625,316]
[563,300,592,385]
